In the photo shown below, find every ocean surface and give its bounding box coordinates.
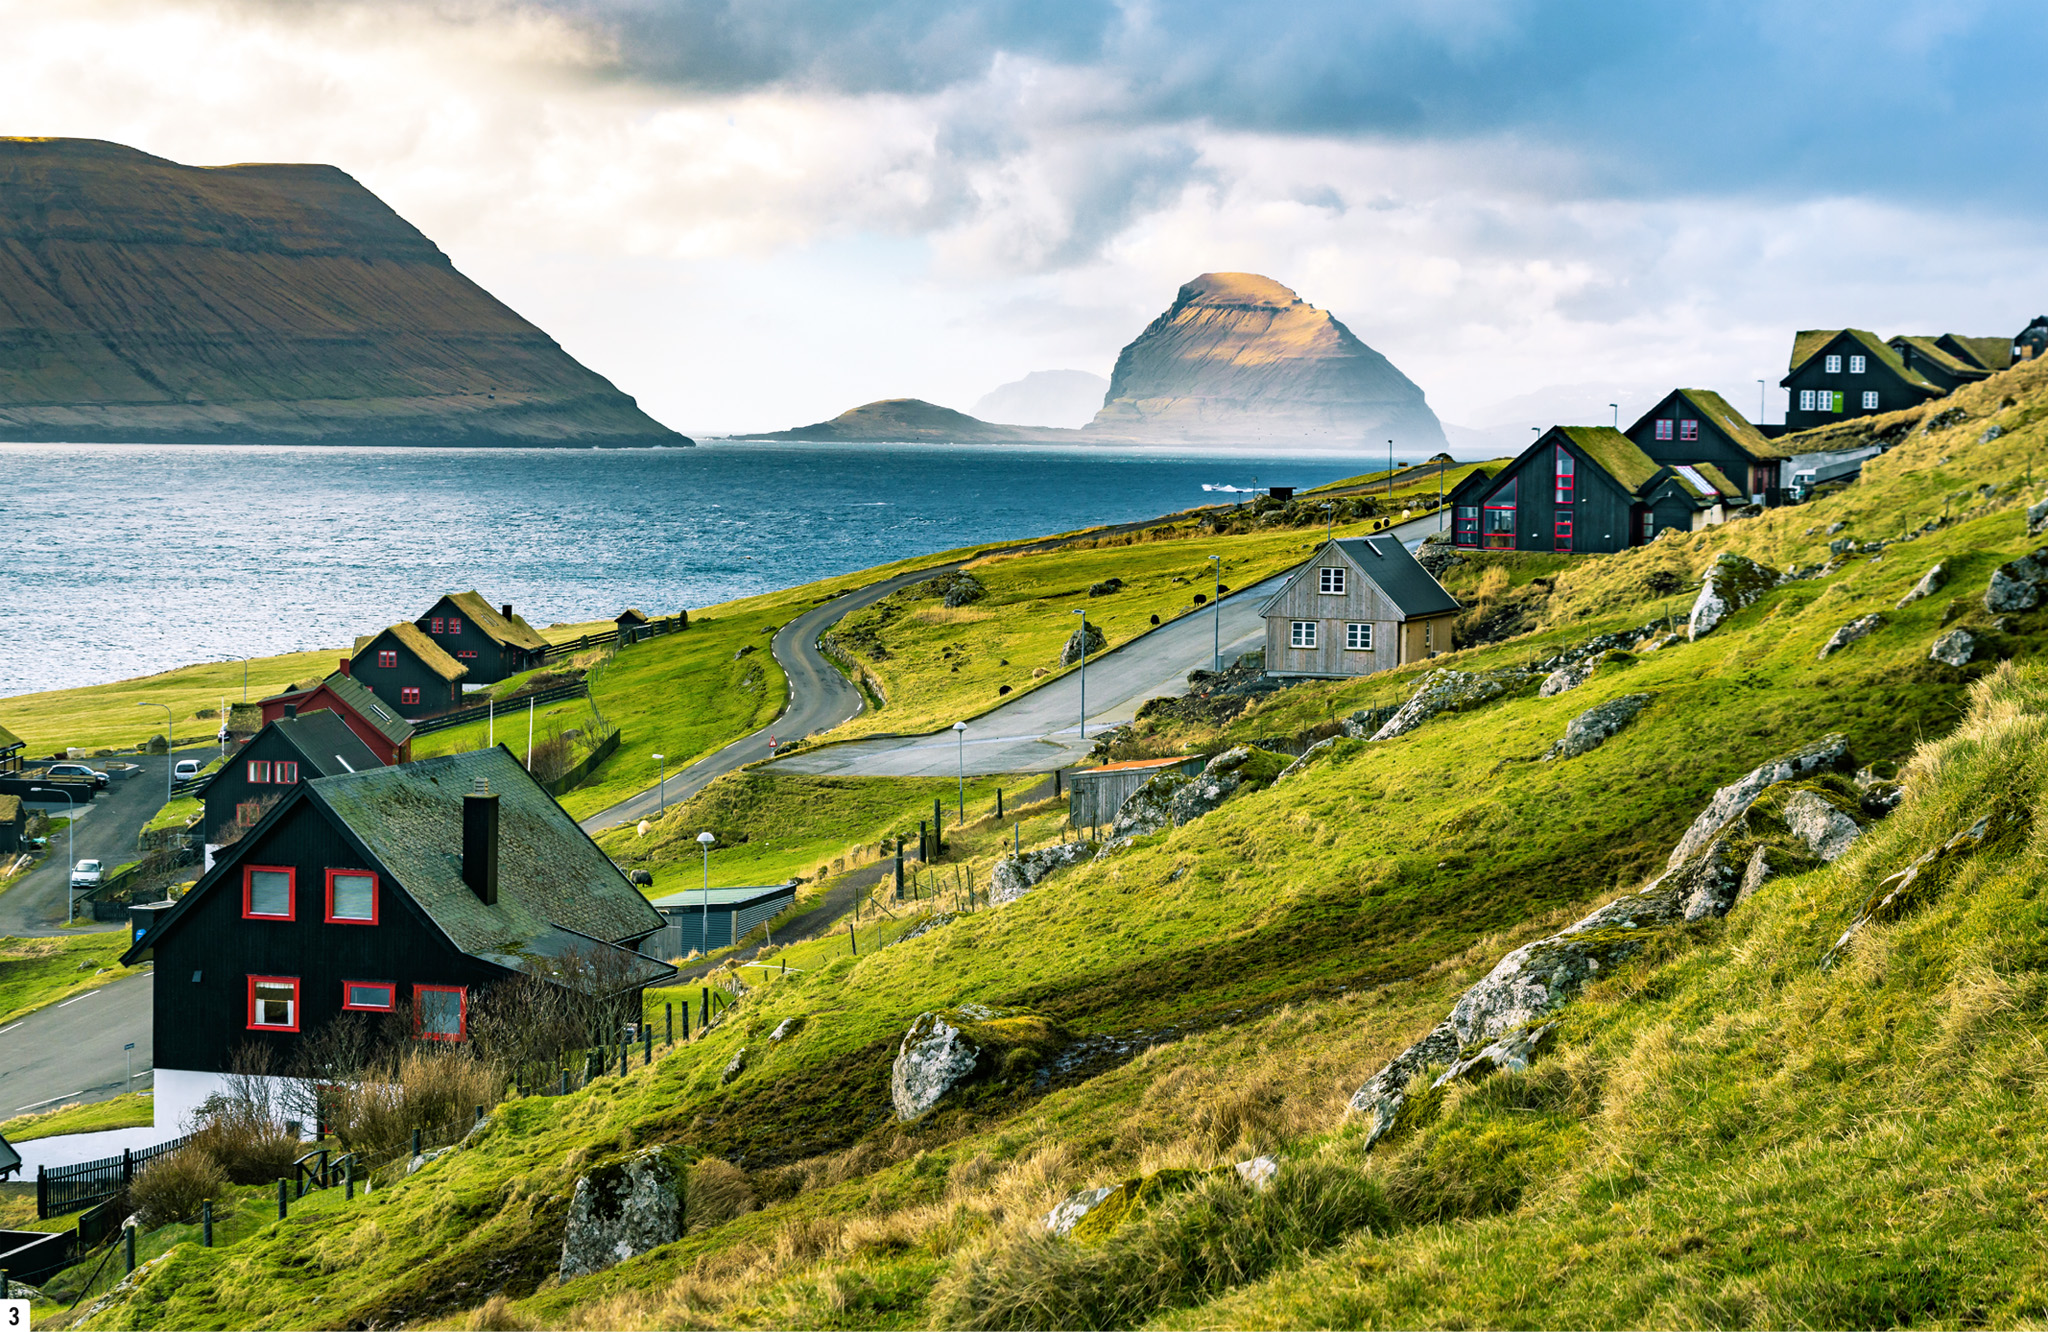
[0,441,1383,696]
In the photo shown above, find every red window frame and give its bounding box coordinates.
[457,650,478,660]
[1679,420,1699,442]
[341,980,396,1012]
[400,686,421,706]
[1554,519,1574,553]
[377,650,397,669]
[246,974,301,1031]
[447,617,463,636]
[1452,505,1480,548]
[324,868,380,925]
[246,759,271,784]
[1553,446,1575,504]
[242,865,296,920]
[274,761,298,785]
[429,617,445,634]
[236,800,264,827]
[414,985,469,1041]
[1655,419,1674,440]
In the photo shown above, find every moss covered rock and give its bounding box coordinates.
[1688,551,1780,639]
[890,1004,1069,1120]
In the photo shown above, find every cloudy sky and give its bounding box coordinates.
[4,0,2042,438]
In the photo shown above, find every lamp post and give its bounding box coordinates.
[1070,608,1088,744]
[653,753,667,812]
[1609,403,1618,428]
[37,787,78,924]
[1206,554,1223,672]
[138,702,172,804]
[696,830,716,957]
[1387,440,1395,500]
[1758,379,1766,423]
[951,722,967,821]
[223,655,248,704]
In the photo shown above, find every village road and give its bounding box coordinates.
[0,970,154,1116]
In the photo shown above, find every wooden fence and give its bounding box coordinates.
[542,727,620,798]
[540,612,688,665]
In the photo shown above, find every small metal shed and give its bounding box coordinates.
[1066,756,1206,831]
[643,881,799,958]
[128,899,177,950]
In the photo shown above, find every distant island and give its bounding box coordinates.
[737,273,1446,450]
[0,138,686,448]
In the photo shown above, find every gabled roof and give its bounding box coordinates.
[1783,329,1939,394]
[1554,426,1663,494]
[0,794,21,823]
[615,608,649,626]
[1938,334,2013,372]
[437,592,549,653]
[0,722,22,752]
[1444,468,1494,505]
[127,748,669,984]
[281,671,416,746]
[1328,536,1460,618]
[357,623,468,682]
[1689,462,1743,499]
[1890,336,1989,380]
[272,711,383,776]
[651,883,800,910]
[1628,388,1784,460]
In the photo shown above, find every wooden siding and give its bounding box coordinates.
[1476,437,1641,555]
[644,888,798,959]
[353,629,463,718]
[148,797,507,1074]
[1783,334,1937,431]
[415,596,537,685]
[1263,547,1403,677]
[1067,757,1205,828]
[260,684,410,765]
[1629,405,1769,498]
[202,728,306,846]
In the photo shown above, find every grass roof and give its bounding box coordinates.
[371,622,468,682]
[1891,335,1988,380]
[1668,387,1787,460]
[443,591,549,652]
[0,722,20,752]
[1789,329,1837,372]
[1941,333,2013,372]
[0,793,20,822]
[1787,328,1941,395]
[1554,425,1663,494]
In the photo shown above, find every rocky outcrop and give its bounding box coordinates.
[1667,733,1849,868]
[1061,622,1108,665]
[1823,815,1995,967]
[559,1148,689,1279]
[2030,494,2048,537]
[1689,553,1781,639]
[1542,693,1652,761]
[1931,629,1977,668]
[1416,537,1465,578]
[890,1005,1067,1120]
[1985,549,2048,613]
[1084,273,1446,448]
[1539,659,1597,697]
[1818,613,1884,659]
[1372,667,1533,741]
[1897,563,1948,608]
[720,1047,749,1085]
[1105,768,1193,843]
[0,138,686,448]
[991,841,1093,905]
[1100,747,1287,849]
[1782,790,1863,862]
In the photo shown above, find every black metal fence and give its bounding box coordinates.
[37,1136,191,1219]
[540,612,688,665]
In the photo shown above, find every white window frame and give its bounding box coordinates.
[1849,354,1867,374]
[1799,390,1815,411]
[1345,622,1372,651]
[1825,354,1842,373]
[1862,390,1880,410]
[1289,620,1317,649]
[1317,566,1345,595]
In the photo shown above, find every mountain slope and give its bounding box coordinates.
[0,137,685,447]
[973,369,1110,428]
[737,396,1070,443]
[1086,272,1447,448]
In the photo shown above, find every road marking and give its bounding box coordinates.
[0,1023,20,1036]
[56,991,101,1007]
[15,1090,86,1111]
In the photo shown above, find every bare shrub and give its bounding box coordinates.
[186,1043,304,1184]
[128,1147,227,1227]
[685,1158,758,1232]
[325,1048,507,1160]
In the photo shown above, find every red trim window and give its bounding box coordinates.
[1655,418,1674,441]
[246,759,271,784]
[457,650,478,660]
[247,975,300,1031]
[1554,518,1574,553]
[1482,474,1516,549]
[1453,505,1480,548]
[342,980,395,1012]
[430,617,445,634]
[400,687,421,705]
[1553,446,1575,504]
[377,650,398,669]
[242,865,295,920]
[415,985,468,1041]
[236,801,265,827]
[447,617,463,636]
[274,761,298,785]
[325,869,379,925]
[1679,420,1699,442]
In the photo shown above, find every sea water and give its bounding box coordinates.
[0,441,1383,696]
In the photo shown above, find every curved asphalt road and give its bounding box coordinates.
[0,971,155,1118]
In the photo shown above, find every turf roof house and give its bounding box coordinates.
[2016,316,2048,363]
[0,721,21,775]
[0,793,25,854]
[1886,334,2010,393]
[258,668,416,766]
[1780,330,1947,431]
[1456,426,1740,556]
[351,623,467,719]
[198,710,384,870]
[1625,389,1787,502]
[414,592,549,685]
[1260,536,1459,679]
[124,747,674,1130]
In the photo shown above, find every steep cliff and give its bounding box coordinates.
[1086,272,1444,448]
[0,137,685,447]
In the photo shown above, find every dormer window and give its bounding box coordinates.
[1825,354,1842,373]
[1318,567,1345,595]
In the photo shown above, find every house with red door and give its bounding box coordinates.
[413,592,549,685]
[124,747,673,1130]
[1451,426,1738,556]
[258,668,416,766]
[350,623,467,719]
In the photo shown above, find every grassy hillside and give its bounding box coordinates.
[53,359,2048,1330]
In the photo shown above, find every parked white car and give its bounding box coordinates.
[172,759,203,782]
[70,859,103,888]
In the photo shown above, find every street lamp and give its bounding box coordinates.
[1206,554,1223,672]
[138,702,173,804]
[1757,379,1766,424]
[696,830,716,957]
[36,786,78,924]
[1070,609,1089,744]
[652,753,667,812]
[223,655,248,704]
[951,722,967,821]
[1609,403,1618,428]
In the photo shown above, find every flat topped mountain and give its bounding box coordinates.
[743,397,1064,443]
[0,137,685,447]
[1087,272,1445,447]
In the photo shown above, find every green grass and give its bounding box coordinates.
[142,794,202,839]
[1,1090,154,1142]
[0,931,140,1027]
[1304,455,1513,499]
[0,650,345,755]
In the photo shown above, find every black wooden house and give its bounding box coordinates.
[414,592,549,685]
[1780,330,1943,431]
[199,710,383,866]
[0,722,22,776]
[125,747,673,1130]
[1454,426,1737,555]
[350,623,468,718]
[1626,388,1785,501]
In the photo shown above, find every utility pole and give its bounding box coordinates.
[1071,608,1089,744]
[1207,554,1223,672]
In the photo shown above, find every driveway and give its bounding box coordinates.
[0,749,211,938]
[0,970,154,1116]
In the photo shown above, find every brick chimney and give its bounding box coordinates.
[463,778,499,905]
[338,657,351,676]
[283,704,297,719]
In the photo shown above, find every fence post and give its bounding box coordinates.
[1055,768,1062,797]
[619,1044,627,1077]
[997,788,1003,820]
[560,1069,570,1096]
[36,1165,44,1220]
[894,839,905,900]
[277,1179,288,1221]
[411,1129,421,1160]
[848,923,858,955]
[700,987,709,1030]
[122,1148,133,1190]
[123,1225,135,1273]
[202,1199,213,1247]
[666,1002,673,1047]
[344,1158,354,1202]
[934,799,943,854]
[644,1026,652,1066]
[681,1006,690,1042]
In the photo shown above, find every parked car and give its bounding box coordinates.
[44,763,108,789]
[70,859,103,888]
[172,759,203,782]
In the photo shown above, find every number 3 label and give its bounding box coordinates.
[1,1298,26,1327]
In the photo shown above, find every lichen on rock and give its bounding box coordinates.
[890,1005,1068,1120]
[1818,613,1884,659]
[1371,666,1534,741]
[1897,562,1947,608]
[1542,693,1652,762]
[1930,628,1977,668]
[1985,548,2048,613]
[1689,552,1781,640]
[559,1147,691,1279]
[991,841,1093,905]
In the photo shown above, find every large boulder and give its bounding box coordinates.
[1666,733,1848,868]
[1105,768,1192,842]
[1930,629,1977,668]
[1539,658,1596,698]
[1542,693,1652,762]
[1061,621,1108,665]
[1162,746,1287,826]
[990,841,1093,905]
[890,1005,1068,1120]
[1371,667,1533,741]
[1688,552,1780,640]
[1782,789,1863,862]
[1897,562,1947,609]
[2030,493,2048,537]
[559,1147,690,1279]
[1818,613,1884,659]
[1985,548,2048,614]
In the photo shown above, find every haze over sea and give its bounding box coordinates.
[0,441,1384,697]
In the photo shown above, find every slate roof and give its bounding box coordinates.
[1331,536,1461,618]
[272,711,383,776]
[309,671,416,746]
[1555,426,1664,494]
[440,592,549,653]
[358,623,468,682]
